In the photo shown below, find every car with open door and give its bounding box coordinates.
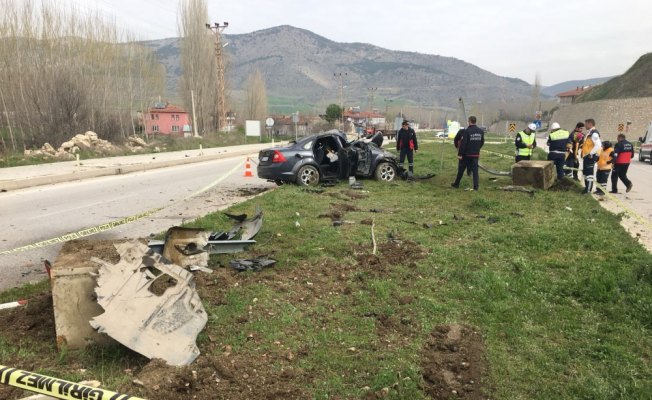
[257,130,398,186]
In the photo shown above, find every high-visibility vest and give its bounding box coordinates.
[517,130,535,156]
[598,147,613,170]
[581,130,599,156]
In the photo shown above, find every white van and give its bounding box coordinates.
[639,122,652,164]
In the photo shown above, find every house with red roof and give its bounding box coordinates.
[556,86,591,105]
[144,102,192,136]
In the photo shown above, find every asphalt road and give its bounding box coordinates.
[0,156,274,291]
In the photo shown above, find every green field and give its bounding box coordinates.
[1,141,650,399]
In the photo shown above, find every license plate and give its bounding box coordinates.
[261,156,269,162]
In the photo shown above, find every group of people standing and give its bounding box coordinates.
[514,118,635,195]
[395,116,485,190]
[394,116,635,195]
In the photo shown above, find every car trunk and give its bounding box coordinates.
[258,149,278,166]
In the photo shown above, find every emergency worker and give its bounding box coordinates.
[595,141,614,195]
[565,122,584,179]
[451,116,484,191]
[611,133,635,193]
[546,122,571,180]
[396,120,418,177]
[515,123,538,162]
[580,118,601,194]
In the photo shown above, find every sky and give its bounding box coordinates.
[58,0,652,85]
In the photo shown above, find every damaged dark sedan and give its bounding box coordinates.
[257,130,398,186]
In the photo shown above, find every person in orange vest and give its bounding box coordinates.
[595,141,614,196]
[579,118,601,194]
[396,120,418,178]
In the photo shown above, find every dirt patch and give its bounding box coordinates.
[356,240,428,271]
[343,190,368,200]
[420,324,491,399]
[330,202,360,212]
[237,186,270,197]
[548,178,582,192]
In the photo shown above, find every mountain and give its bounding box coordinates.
[542,76,614,97]
[140,25,535,111]
[576,53,652,102]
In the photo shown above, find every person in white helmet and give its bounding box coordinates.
[514,123,538,162]
[547,122,571,180]
[579,118,601,194]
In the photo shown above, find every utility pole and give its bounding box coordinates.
[191,89,198,137]
[206,21,228,132]
[367,87,377,111]
[334,72,347,129]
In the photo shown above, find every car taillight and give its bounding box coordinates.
[272,150,287,163]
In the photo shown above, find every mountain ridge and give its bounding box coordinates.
[141,25,536,111]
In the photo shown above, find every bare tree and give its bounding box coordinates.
[244,69,268,124]
[0,0,164,150]
[178,0,218,135]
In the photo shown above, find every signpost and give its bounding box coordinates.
[265,117,274,141]
[509,123,516,133]
[292,112,299,141]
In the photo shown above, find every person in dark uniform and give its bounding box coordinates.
[396,120,418,177]
[547,122,571,180]
[611,133,635,193]
[451,116,484,191]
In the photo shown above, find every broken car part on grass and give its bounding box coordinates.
[229,257,278,272]
[148,209,263,267]
[90,241,207,366]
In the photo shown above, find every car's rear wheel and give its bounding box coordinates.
[296,165,320,186]
[375,162,396,182]
[639,149,645,162]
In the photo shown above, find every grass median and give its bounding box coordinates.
[1,141,651,399]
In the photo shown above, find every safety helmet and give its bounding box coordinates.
[550,122,561,130]
[527,123,537,131]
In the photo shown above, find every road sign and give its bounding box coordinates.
[509,123,516,133]
[265,117,274,127]
[292,112,299,124]
[618,123,624,132]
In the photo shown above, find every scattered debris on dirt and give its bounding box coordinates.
[356,240,428,270]
[420,324,490,399]
[229,257,277,272]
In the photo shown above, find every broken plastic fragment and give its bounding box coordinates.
[229,257,277,272]
[90,241,207,366]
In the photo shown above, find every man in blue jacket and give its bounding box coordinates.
[547,122,571,180]
[451,116,485,191]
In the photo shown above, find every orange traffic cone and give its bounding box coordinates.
[244,157,254,177]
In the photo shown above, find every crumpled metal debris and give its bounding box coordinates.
[90,241,207,366]
[163,227,210,269]
[148,209,263,263]
[229,257,277,272]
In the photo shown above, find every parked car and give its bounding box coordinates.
[257,130,398,186]
[638,121,652,164]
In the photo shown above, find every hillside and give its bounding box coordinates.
[541,76,613,97]
[140,25,534,110]
[576,52,652,102]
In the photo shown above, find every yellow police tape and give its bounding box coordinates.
[481,149,515,159]
[0,160,245,256]
[0,364,146,400]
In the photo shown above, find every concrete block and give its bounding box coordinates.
[511,160,555,189]
[51,240,121,349]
